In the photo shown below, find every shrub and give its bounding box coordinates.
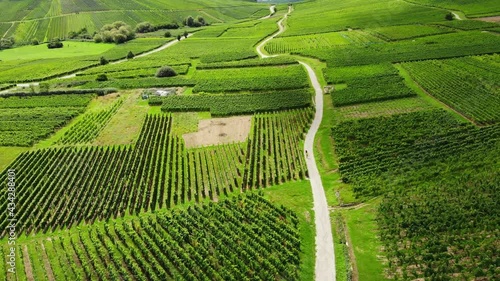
[127,51,135,59]
[184,31,189,38]
[156,66,177,78]
[445,12,454,21]
[94,21,135,44]
[136,22,155,33]
[96,74,108,81]
[183,15,208,27]
[165,31,172,38]
[47,39,63,49]
[100,56,109,65]
[177,35,181,41]
[32,39,39,45]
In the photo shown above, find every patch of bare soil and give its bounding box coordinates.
[22,245,35,281]
[40,242,56,281]
[183,116,252,148]
[476,16,500,22]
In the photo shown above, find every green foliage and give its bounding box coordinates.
[156,66,177,77]
[47,38,63,49]
[0,94,93,146]
[197,57,298,69]
[332,75,416,106]
[0,110,311,235]
[0,37,15,50]
[94,21,135,44]
[435,19,500,30]
[298,31,500,66]
[96,74,108,81]
[153,89,312,116]
[378,174,499,280]
[331,109,500,196]
[5,194,301,280]
[57,98,124,145]
[367,24,454,41]
[192,65,309,92]
[445,12,454,20]
[126,51,134,59]
[100,56,108,65]
[402,55,500,125]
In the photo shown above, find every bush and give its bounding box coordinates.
[32,39,39,45]
[183,15,208,27]
[445,12,454,21]
[156,66,177,78]
[0,37,15,50]
[177,35,181,41]
[136,22,155,33]
[184,31,189,38]
[96,74,108,81]
[100,56,109,65]
[165,31,172,38]
[127,51,135,59]
[94,21,135,44]
[47,39,63,49]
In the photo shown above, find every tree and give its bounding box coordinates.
[100,56,109,65]
[184,16,195,27]
[0,37,15,50]
[32,39,39,45]
[197,16,206,26]
[156,66,177,77]
[445,12,454,20]
[94,21,135,44]
[135,22,155,33]
[184,31,189,38]
[96,74,108,81]
[127,51,135,59]
[165,31,172,38]
[177,35,181,41]
[47,39,63,49]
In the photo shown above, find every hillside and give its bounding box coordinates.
[0,0,499,280]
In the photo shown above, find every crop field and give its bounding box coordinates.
[366,24,454,41]
[379,174,499,280]
[0,94,94,146]
[281,0,446,37]
[0,107,311,237]
[2,194,301,280]
[1,0,499,279]
[402,55,500,125]
[299,31,500,66]
[153,89,312,115]
[331,110,500,195]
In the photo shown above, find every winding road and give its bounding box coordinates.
[257,6,336,281]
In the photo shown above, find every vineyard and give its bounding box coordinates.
[0,94,94,146]
[366,24,453,41]
[331,109,500,196]
[152,89,312,116]
[298,31,500,66]
[1,194,301,281]
[56,97,125,145]
[401,55,500,125]
[378,174,499,280]
[0,108,312,237]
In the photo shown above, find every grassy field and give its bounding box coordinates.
[0,41,114,61]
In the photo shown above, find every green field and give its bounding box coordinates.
[0,41,114,61]
[0,0,499,280]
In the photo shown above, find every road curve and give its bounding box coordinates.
[257,6,337,281]
[300,61,336,281]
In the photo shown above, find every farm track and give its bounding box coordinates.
[257,6,336,281]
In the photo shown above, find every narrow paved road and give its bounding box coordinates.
[257,7,337,281]
[300,61,336,281]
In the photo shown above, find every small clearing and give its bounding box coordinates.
[183,116,251,148]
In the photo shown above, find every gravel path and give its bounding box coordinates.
[257,7,337,281]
